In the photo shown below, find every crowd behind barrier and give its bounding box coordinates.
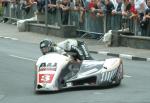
[1,0,37,21]
[0,0,150,38]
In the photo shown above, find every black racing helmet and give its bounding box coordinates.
[40,39,54,55]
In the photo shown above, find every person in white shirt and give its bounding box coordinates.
[135,0,148,13]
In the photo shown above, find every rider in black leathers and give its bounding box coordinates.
[40,39,93,60]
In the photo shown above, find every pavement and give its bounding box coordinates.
[0,23,150,62]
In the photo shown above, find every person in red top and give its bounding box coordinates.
[88,0,94,9]
[129,0,138,19]
[88,0,105,17]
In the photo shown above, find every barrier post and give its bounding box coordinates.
[68,10,71,25]
[9,2,12,23]
[134,18,137,35]
[45,0,48,35]
[103,14,106,34]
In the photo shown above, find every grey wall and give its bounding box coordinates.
[111,31,150,49]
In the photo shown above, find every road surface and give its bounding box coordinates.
[0,38,150,103]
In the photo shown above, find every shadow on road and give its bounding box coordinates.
[34,84,123,95]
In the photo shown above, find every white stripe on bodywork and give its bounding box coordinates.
[101,72,105,82]
[104,72,107,81]
[107,72,111,81]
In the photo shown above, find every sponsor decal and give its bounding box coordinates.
[39,62,57,71]
[39,74,54,83]
[39,67,56,71]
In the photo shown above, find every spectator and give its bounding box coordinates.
[105,0,115,15]
[121,0,132,30]
[140,0,150,36]
[129,0,138,33]
[1,0,10,22]
[110,0,122,30]
[88,0,105,17]
[87,0,105,39]
[47,0,57,13]
[135,0,148,14]
[73,0,85,24]
[78,0,85,23]
[36,0,44,13]
[88,0,96,12]
[111,0,122,13]
[121,0,131,17]
[59,0,70,25]
[147,0,150,8]
[129,0,137,19]
[116,0,122,13]
[22,0,37,14]
[135,0,148,21]
[47,0,58,24]
[1,0,10,7]
[144,0,150,19]
[134,0,148,36]
[37,0,57,13]
[104,0,115,31]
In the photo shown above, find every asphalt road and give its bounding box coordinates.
[0,38,150,103]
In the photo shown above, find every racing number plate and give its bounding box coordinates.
[39,74,54,83]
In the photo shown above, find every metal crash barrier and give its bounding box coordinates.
[1,2,150,37]
[2,1,37,22]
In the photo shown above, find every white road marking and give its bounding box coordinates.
[123,75,132,78]
[10,55,36,62]
[98,51,108,55]
[0,36,18,40]
[119,54,133,59]
[93,92,104,95]
[147,58,150,62]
